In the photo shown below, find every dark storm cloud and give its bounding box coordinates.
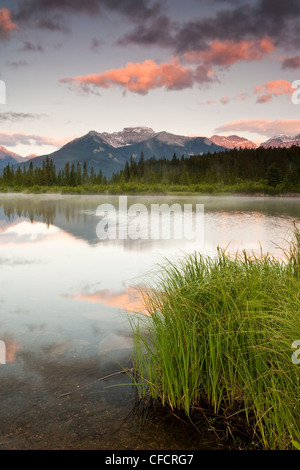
[282,56,300,70]
[36,14,69,33]
[19,40,44,52]
[174,0,300,53]
[257,0,300,19]
[117,15,174,47]
[13,0,162,28]
[117,0,300,54]
[195,0,244,3]
[174,4,255,52]
[11,0,300,54]
[104,0,161,22]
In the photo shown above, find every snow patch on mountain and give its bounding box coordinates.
[100,126,156,148]
[261,134,300,148]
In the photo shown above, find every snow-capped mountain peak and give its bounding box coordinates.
[261,134,300,148]
[100,126,156,148]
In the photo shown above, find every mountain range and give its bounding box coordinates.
[12,127,228,177]
[0,146,39,169]
[0,146,27,169]
[1,127,300,177]
[260,134,300,148]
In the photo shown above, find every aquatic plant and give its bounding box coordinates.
[129,228,300,449]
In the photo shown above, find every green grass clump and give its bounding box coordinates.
[129,228,300,449]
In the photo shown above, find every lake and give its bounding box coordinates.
[0,193,299,450]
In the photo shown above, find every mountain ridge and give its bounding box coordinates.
[0,146,24,169]
[13,128,228,177]
[209,135,258,149]
[2,127,300,177]
[261,134,300,148]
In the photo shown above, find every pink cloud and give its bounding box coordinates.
[236,92,248,101]
[0,8,17,39]
[201,91,249,106]
[256,94,272,104]
[215,119,300,137]
[183,37,275,67]
[60,58,195,95]
[220,96,229,104]
[254,80,294,103]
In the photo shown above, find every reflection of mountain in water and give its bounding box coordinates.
[0,196,99,244]
[0,194,299,250]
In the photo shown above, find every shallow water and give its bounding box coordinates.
[0,193,299,450]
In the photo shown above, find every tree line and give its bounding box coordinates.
[0,146,299,190]
[1,158,107,187]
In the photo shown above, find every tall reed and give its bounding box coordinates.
[129,228,300,449]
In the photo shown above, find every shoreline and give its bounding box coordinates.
[0,189,299,198]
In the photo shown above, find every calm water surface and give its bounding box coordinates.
[0,194,299,450]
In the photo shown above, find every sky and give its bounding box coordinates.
[0,0,300,157]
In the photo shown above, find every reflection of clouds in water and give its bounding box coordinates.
[92,236,201,252]
[0,256,44,266]
[203,212,299,258]
[6,343,20,363]
[42,339,91,359]
[15,349,103,395]
[98,332,132,355]
[9,308,30,315]
[0,216,27,233]
[62,285,150,315]
[0,197,206,252]
[1,197,298,254]
[0,333,21,363]
[0,221,61,245]
[0,194,298,448]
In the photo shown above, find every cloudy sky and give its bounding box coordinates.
[0,0,300,157]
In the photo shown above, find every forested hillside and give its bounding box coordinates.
[0,146,299,192]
